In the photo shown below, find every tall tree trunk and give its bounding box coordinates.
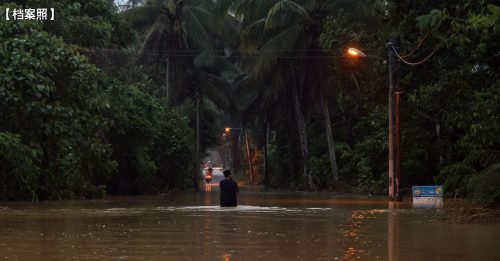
[313,47,339,186]
[434,120,444,166]
[165,56,170,102]
[244,128,254,189]
[194,95,200,192]
[291,73,312,190]
[263,115,270,187]
[319,87,339,184]
[231,128,241,174]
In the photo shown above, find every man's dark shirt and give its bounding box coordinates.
[219,179,239,207]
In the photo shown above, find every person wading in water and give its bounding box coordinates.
[219,169,239,207]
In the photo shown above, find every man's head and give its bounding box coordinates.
[223,169,232,178]
[207,167,213,173]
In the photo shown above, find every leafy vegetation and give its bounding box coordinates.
[0,2,194,200]
[0,0,498,206]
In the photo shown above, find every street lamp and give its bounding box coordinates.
[346,36,402,202]
[347,47,367,58]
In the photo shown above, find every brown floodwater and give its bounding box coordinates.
[1,191,499,260]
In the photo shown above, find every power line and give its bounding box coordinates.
[144,48,350,53]
[83,48,354,54]
[400,29,431,59]
[83,49,383,60]
[391,29,450,66]
[82,49,354,59]
[139,52,349,59]
[393,22,454,65]
[391,45,440,66]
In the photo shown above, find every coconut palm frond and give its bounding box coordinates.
[187,5,237,46]
[241,87,272,123]
[121,5,162,30]
[218,58,242,80]
[199,72,237,111]
[240,18,266,53]
[239,0,281,22]
[234,72,262,96]
[183,7,213,51]
[215,0,236,14]
[211,14,241,49]
[138,16,170,64]
[254,24,304,76]
[194,49,218,70]
[186,6,215,30]
[264,0,310,30]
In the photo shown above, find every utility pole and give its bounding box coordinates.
[387,36,396,201]
[388,35,401,201]
[394,44,402,202]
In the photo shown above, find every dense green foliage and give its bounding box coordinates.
[0,1,498,206]
[106,80,194,194]
[0,3,195,200]
[0,132,38,200]
[0,19,115,199]
[215,0,499,205]
[318,0,499,201]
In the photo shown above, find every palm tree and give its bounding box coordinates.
[123,0,237,103]
[218,0,350,189]
[238,78,276,187]
[123,0,240,190]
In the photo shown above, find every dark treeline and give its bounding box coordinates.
[0,0,498,206]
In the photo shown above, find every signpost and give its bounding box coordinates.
[412,186,443,207]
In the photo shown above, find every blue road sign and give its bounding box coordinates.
[412,186,443,197]
[412,186,443,208]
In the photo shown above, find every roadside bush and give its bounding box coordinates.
[310,155,331,190]
[435,163,474,198]
[0,15,115,199]
[0,132,39,200]
[153,108,195,190]
[106,81,195,194]
[436,163,500,207]
[467,164,500,208]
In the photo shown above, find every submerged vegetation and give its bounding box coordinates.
[0,1,498,205]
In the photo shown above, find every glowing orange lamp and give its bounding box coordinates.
[347,48,366,58]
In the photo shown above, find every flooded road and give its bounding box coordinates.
[1,192,499,260]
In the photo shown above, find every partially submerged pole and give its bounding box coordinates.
[388,35,401,201]
[387,36,396,201]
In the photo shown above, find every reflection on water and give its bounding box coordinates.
[1,192,500,260]
[388,202,400,261]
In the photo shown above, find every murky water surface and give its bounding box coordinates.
[1,192,499,260]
